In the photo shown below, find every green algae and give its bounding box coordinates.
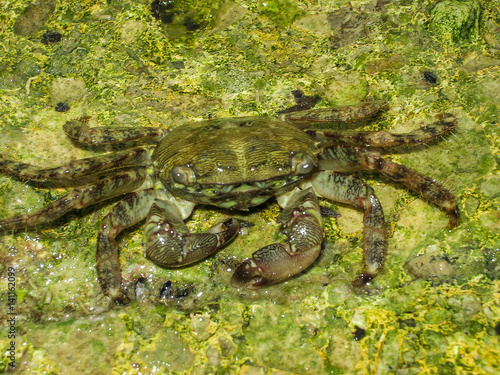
[256,0,304,28]
[430,0,480,44]
[0,0,499,374]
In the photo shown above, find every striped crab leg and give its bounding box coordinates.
[311,171,387,286]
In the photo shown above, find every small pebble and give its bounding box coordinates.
[423,71,438,84]
[353,327,366,341]
[169,60,185,70]
[13,0,57,36]
[41,31,62,44]
[55,102,70,112]
[407,252,453,281]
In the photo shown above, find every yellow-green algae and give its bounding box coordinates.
[0,0,499,373]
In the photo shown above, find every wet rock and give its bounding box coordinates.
[422,71,438,85]
[327,331,361,372]
[169,60,185,70]
[327,8,378,49]
[256,0,303,27]
[323,71,369,106]
[0,58,41,90]
[430,0,480,44]
[189,312,217,340]
[206,346,221,366]
[483,247,500,279]
[364,55,408,75]
[41,30,62,44]
[13,0,57,36]
[295,13,329,36]
[151,0,220,38]
[48,77,87,103]
[460,52,500,73]
[54,102,70,112]
[212,1,247,32]
[407,252,453,281]
[120,20,146,44]
[447,293,482,325]
[480,173,500,200]
[15,57,41,79]
[139,329,195,372]
[218,335,236,357]
[483,19,500,50]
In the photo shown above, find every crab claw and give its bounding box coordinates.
[230,257,267,288]
[230,244,294,288]
[230,188,324,289]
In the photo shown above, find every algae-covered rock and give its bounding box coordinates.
[13,0,57,36]
[48,77,87,103]
[257,0,303,27]
[323,71,369,106]
[151,0,224,38]
[483,18,500,50]
[430,0,480,44]
[407,252,454,281]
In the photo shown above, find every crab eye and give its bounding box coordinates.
[171,166,197,185]
[291,153,316,175]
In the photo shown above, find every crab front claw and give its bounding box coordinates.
[231,244,295,288]
[230,255,266,288]
[143,199,240,268]
[231,188,324,289]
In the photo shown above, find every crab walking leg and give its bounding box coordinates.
[97,189,156,304]
[143,199,240,267]
[64,118,168,145]
[308,113,457,148]
[311,171,387,286]
[0,169,148,232]
[319,146,460,228]
[279,100,387,125]
[0,147,151,182]
[370,156,460,227]
[231,188,324,289]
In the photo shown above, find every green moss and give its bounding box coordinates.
[151,0,224,38]
[256,0,303,27]
[430,0,480,43]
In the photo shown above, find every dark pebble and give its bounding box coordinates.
[423,71,438,84]
[55,102,70,112]
[353,327,366,341]
[169,60,185,70]
[159,280,192,300]
[41,31,62,44]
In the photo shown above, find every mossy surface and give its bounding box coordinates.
[1,0,499,374]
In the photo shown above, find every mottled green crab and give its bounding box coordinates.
[0,101,459,303]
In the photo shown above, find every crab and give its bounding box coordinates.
[0,100,460,303]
